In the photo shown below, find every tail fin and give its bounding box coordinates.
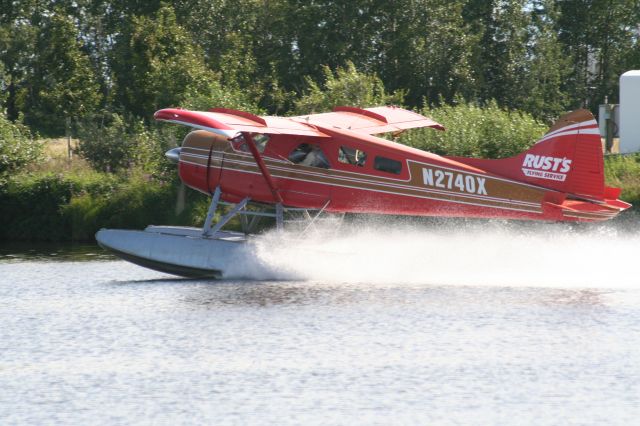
[452,109,608,200]
[518,109,604,199]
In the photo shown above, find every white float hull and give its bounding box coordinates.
[95,226,251,278]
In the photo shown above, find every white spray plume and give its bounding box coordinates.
[224,216,640,289]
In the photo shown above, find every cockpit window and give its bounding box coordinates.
[230,134,269,153]
[288,143,330,169]
[338,146,367,167]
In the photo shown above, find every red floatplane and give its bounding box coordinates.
[96,106,631,277]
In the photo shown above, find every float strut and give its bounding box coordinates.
[202,186,222,236]
[276,203,284,231]
[210,197,250,235]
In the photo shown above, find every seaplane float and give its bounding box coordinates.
[96,106,631,278]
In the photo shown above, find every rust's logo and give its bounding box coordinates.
[522,154,572,182]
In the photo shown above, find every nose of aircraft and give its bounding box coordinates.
[165,147,181,163]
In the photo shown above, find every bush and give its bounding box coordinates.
[294,61,404,115]
[0,113,42,179]
[0,170,209,242]
[62,179,175,240]
[76,111,188,180]
[399,101,548,159]
[0,171,120,241]
[76,112,141,173]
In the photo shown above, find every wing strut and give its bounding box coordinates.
[243,132,284,205]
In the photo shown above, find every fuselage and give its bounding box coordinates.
[177,130,621,222]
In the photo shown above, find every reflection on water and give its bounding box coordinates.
[0,242,113,262]
[177,280,613,312]
[180,281,364,308]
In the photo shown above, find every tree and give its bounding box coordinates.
[110,5,224,119]
[386,0,478,106]
[468,0,531,109]
[20,9,101,135]
[0,4,39,122]
[293,61,403,114]
[522,0,571,121]
[557,0,640,109]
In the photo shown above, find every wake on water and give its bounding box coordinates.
[224,214,640,288]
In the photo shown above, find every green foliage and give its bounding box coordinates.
[0,12,38,122]
[379,0,480,106]
[110,4,225,119]
[399,101,548,158]
[515,0,571,121]
[0,112,41,179]
[557,0,640,108]
[3,0,640,129]
[294,62,404,114]
[0,171,119,241]
[2,0,640,242]
[20,10,101,135]
[0,171,208,242]
[62,179,177,241]
[76,113,141,173]
[471,0,531,111]
[604,154,640,206]
[181,79,260,114]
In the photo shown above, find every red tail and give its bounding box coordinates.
[452,110,611,201]
[517,110,604,199]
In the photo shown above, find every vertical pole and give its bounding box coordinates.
[66,117,72,161]
[202,186,222,236]
[605,103,614,153]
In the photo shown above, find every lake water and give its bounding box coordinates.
[1,219,640,425]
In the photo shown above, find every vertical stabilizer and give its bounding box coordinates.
[450,110,607,201]
[519,109,604,199]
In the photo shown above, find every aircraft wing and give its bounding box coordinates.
[291,106,445,134]
[154,105,443,139]
[154,108,330,138]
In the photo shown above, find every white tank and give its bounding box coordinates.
[619,70,640,153]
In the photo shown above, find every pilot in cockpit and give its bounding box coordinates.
[288,143,330,169]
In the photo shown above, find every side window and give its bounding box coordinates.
[374,156,402,174]
[338,146,367,167]
[253,134,269,152]
[230,134,269,153]
[288,143,330,169]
